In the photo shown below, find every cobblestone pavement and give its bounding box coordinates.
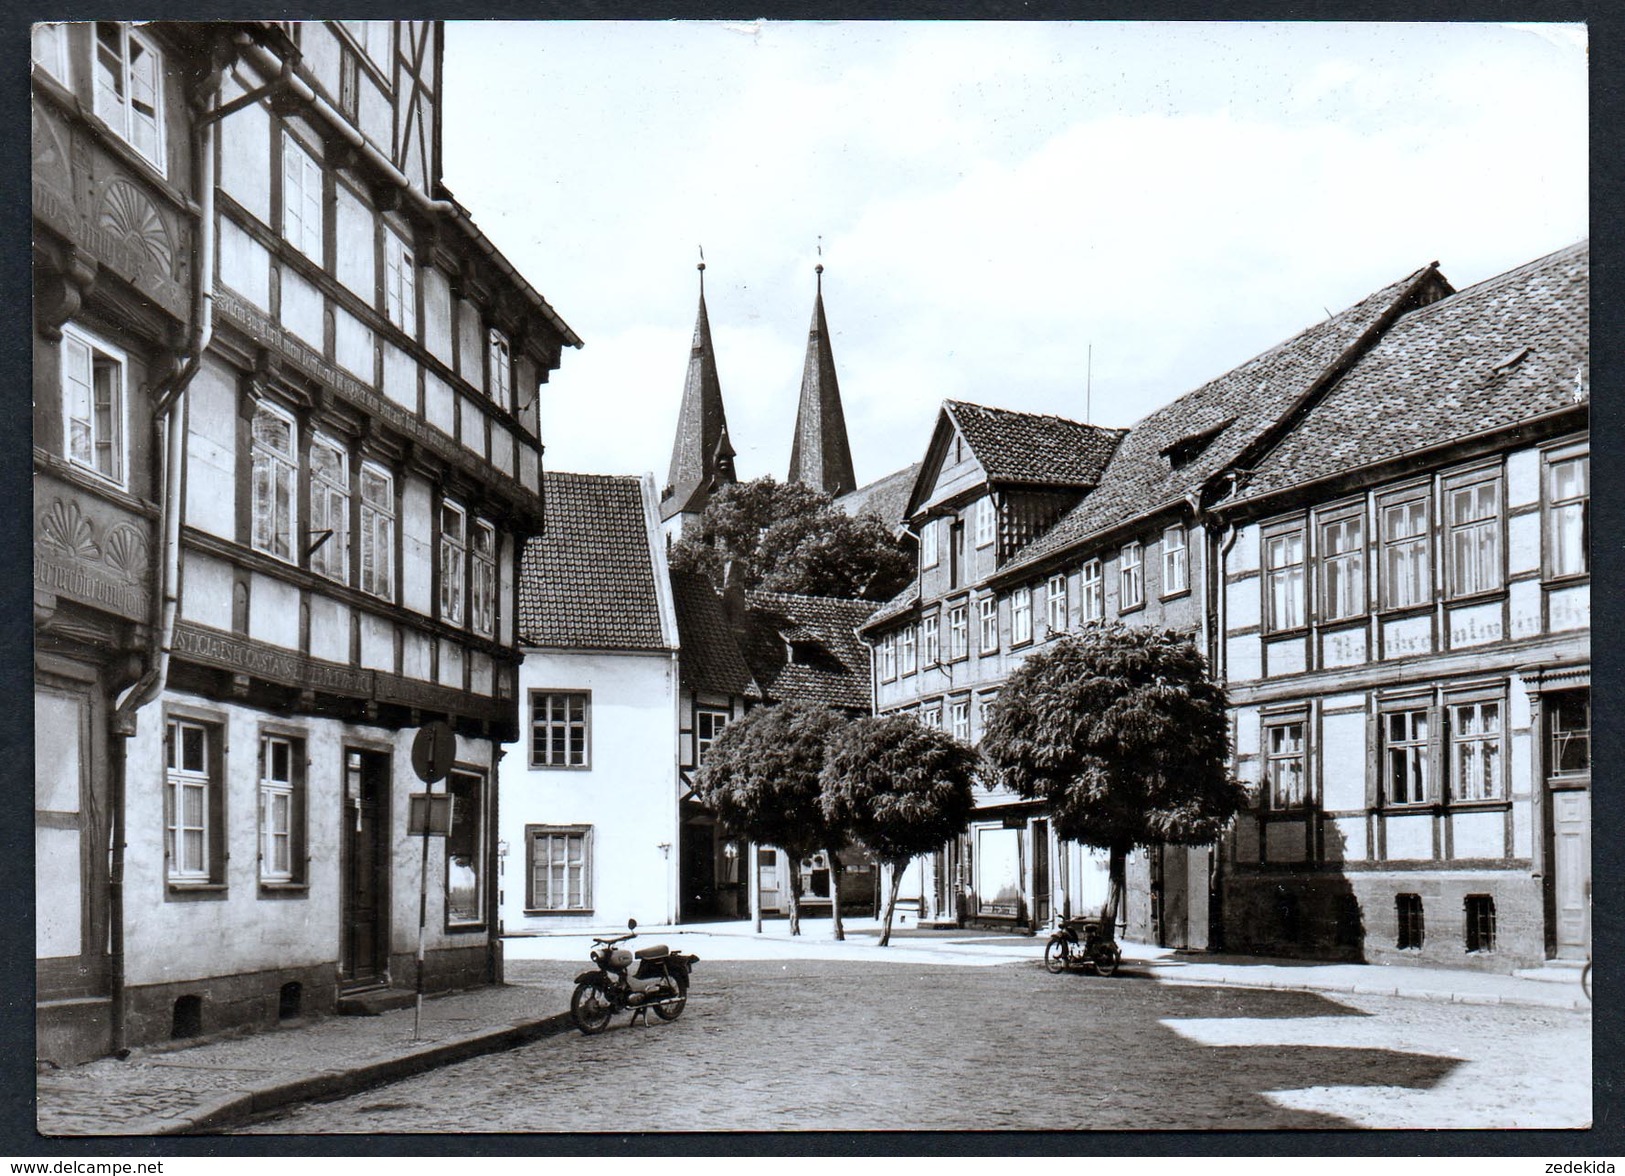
[237,958,1590,1133]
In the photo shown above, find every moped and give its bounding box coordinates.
[1043,914,1122,976]
[570,919,700,1034]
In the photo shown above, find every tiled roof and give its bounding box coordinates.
[856,580,919,633]
[996,262,1448,580]
[837,462,920,530]
[670,571,759,699]
[1233,241,1588,502]
[519,472,671,650]
[740,590,876,712]
[944,401,1125,488]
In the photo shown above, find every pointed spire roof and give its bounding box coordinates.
[662,262,737,522]
[787,263,857,498]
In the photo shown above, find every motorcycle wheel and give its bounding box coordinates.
[1043,938,1070,974]
[1092,944,1121,978]
[653,974,688,1021]
[571,981,614,1034]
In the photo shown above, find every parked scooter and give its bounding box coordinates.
[570,919,700,1034]
[1043,914,1122,976]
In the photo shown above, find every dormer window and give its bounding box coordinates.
[1160,418,1235,471]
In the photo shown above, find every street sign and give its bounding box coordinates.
[408,792,454,836]
[410,720,456,784]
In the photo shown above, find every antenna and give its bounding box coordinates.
[1086,343,1093,424]
[697,244,705,294]
[816,235,824,288]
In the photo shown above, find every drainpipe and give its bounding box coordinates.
[106,58,224,1055]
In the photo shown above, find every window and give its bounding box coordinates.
[975,496,996,548]
[1081,559,1103,622]
[384,229,417,334]
[1545,453,1589,579]
[94,24,163,171]
[950,699,970,743]
[470,520,497,637]
[696,707,730,765]
[1445,475,1501,597]
[1265,720,1307,809]
[528,826,592,913]
[1380,492,1431,610]
[251,403,298,563]
[1264,526,1305,631]
[879,634,897,681]
[280,131,323,263]
[165,719,219,884]
[919,706,942,730]
[1548,690,1590,776]
[1162,525,1189,596]
[258,734,304,884]
[1464,894,1496,953]
[531,692,590,768]
[1011,587,1033,645]
[488,329,512,410]
[1383,708,1432,806]
[1119,542,1144,611]
[32,23,68,82]
[948,604,969,661]
[951,522,966,588]
[921,615,940,667]
[1318,513,1365,621]
[341,20,392,69]
[308,435,349,583]
[439,500,467,626]
[60,325,126,486]
[1448,700,1503,802]
[920,520,938,569]
[445,771,483,925]
[1396,893,1425,951]
[1045,574,1067,635]
[977,597,998,653]
[358,463,395,599]
[899,626,918,675]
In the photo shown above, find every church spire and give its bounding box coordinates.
[661,257,737,530]
[787,260,857,498]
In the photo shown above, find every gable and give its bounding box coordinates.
[903,413,989,522]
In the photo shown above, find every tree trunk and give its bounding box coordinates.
[879,862,905,947]
[1104,841,1129,932]
[828,853,845,941]
[787,865,803,936]
[750,841,763,934]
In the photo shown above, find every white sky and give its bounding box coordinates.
[441,21,1588,490]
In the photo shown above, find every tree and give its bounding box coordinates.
[669,476,912,601]
[690,701,854,938]
[980,622,1246,930]
[821,714,979,946]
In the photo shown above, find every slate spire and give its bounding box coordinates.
[787,263,857,498]
[661,261,737,524]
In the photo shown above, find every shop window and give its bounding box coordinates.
[948,603,969,661]
[94,23,164,172]
[1264,525,1306,631]
[439,500,467,626]
[358,462,395,599]
[165,718,223,885]
[1464,894,1496,953]
[1383,708,1433,806]
[1396,893,1424,950]
[1317,512,1365,621]
[1162,525,1189,596]
[1119,542,1144,611]
[250,402,298,563]
[1548,690,1590,777]
[531,691,590,768]
[60,324,127,487]
[1081,558,1103,622]
[445,770,484,926]
[1379,490,1431,610]
[528,826,592,913]
[1448,699,1503,802]
[470,520,497,637]
[695,707,730,765]
[1545,452,1589,579]
[258,733,306,885]
[1445,473,1502,598]
[1265,720,1307,809]
[1011,587,1033,645]
[308,435,349,583]
[1045,574,1067,634]
[977,597,998,654]
[280,130,323,264]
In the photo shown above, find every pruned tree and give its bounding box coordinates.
[821,714,979,946]
[980,622,1246,930]
[690,700,853,938]
[669,476,911,601]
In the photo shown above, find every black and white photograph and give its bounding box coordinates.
[26,17,1593,1141]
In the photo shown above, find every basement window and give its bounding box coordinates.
[1464,895,1496,953]
[1396,893,1424,950]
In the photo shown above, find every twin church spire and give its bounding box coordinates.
[659,259,855,535]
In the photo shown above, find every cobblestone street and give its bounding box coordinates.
[238,957,1590,1133]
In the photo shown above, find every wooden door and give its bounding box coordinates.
[1031,820,1051,928]
[341,749,390,985]
[1551,789,1590,958]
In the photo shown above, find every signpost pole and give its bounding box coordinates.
[408,720,456,1043]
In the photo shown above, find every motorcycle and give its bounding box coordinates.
[570,919,700,1034]
[1043,914,1122,977]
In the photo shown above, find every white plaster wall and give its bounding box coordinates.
[218,217,269,311]
[308,596,350,664]
[184,358,238,540]
[333,184,374,301]
[401,477,433,615]
[333,307,375,385]
[423,268,454,367]
[498,649,679,933]
[359,612,394,672]
[279,268,324,351]
[248,572,300,649]
[180,552,233,630]
[424,371,455,440]
[1505,448,1539,508]
[459,397,485,459]
[382,342,416,410]
[218,76,270,225]
[1320,709,1367,812]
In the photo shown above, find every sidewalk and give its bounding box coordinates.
[36,921,1588,1137]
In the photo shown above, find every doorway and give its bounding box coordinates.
[1031,820,1051,929]
[1544,689,1590,960]
[340,748,391,986]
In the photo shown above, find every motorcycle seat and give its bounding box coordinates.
[634,945,669,960]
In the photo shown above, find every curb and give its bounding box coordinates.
[1143,970,1589,1012]
[39,1010,577,1137]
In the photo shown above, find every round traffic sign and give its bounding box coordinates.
[411,720,457,784]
